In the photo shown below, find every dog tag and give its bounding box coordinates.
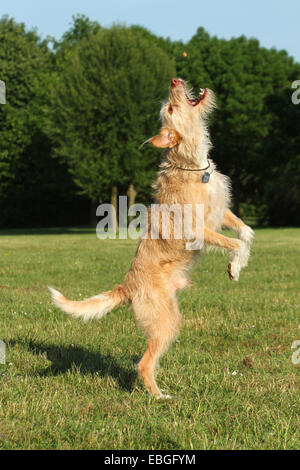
[202,172,210,183]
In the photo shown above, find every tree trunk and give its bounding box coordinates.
[127,183,137,222]
[111,184,119,233]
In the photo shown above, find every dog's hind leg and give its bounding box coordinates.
[133,293,181,398]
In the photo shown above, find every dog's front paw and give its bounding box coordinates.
[239,240,250,269]
[240,225,255,246]
[227,262,240,281]
[228,240,249,281]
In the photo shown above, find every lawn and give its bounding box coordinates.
[0,227,299,450]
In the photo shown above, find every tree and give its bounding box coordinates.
[45,25,176,228]
[0,15,89,228]
[260,86,300,225]
[57,14,101,48]
[0,16,50,192]
[175,28,300,220]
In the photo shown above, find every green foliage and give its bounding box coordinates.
[59,13,101,48]
[0,16,50,189]
[175,28,300,222]
[0,15,89,228]
[261,88,300,225]
[45,25,175,203]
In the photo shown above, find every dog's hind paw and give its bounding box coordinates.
[156,393,172,400]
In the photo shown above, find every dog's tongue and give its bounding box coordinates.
[187,88,207,106]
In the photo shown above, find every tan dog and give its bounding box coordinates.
[49,78,254,398]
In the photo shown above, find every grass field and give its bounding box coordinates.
[0,227,299,450]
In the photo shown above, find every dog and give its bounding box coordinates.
[49,78,254,398]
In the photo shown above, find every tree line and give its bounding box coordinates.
[0,14,299,228]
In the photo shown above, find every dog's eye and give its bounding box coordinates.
[168,104,173,114]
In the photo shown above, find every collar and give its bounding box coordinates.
[171,160,211,172]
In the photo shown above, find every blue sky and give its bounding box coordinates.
[1,0,300,63]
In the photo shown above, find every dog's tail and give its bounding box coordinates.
[48,284,129,322]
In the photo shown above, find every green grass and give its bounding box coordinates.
[0,227,299,450]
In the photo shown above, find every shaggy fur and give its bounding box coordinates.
[49,78,254,398]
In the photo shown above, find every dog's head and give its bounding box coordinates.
[150,78,215,150]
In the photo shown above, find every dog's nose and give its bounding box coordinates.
[171,78,181,88]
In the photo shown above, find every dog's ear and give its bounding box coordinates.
[149,128,181,148]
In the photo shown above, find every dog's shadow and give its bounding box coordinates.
[9,338,138,393]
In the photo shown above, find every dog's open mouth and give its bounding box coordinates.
[170,78,207,107]
[186,88,207,106]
